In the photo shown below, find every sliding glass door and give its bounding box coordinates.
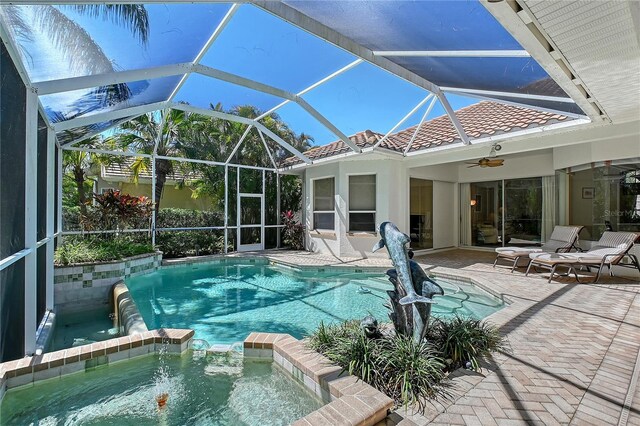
[462,178,545,248]
[469,181,502,247]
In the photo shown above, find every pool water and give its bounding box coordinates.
[126,261,504,345]
[0,352,322,425]
[50,306,120,352]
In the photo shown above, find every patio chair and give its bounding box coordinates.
[493,225,583,272]
[525,231,640,283]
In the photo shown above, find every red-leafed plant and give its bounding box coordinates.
[83,189,153,232]
[281,210,305,250]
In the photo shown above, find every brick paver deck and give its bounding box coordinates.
[256,248,640,425]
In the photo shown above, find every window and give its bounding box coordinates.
[565,162,640,241]
[349,175,376,232]
[313,177,334,230]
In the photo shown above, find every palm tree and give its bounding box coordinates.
[109,109,187,213]
[179,104,314,217]
[62,136,124,216]
[0,5,149,117]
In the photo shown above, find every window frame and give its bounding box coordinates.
[311,176,336,231]
[347,173,377,233]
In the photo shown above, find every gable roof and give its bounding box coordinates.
[281,101,571,167]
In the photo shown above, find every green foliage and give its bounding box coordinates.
[307,317,503,411]
[155,208,225,258]
[281,210,304,250]
[307,321,447,412]
[54,235,153,266]
[83,189,153,232]
[427,315,503,372]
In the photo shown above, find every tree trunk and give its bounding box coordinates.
[73,166,88,217]
[154,158,171,216]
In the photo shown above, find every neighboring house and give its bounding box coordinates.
[93,159,216,211]
[282,101,639,276]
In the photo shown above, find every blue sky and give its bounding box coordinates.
[11,3,481,146]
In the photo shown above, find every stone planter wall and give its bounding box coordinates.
[54,252,162,308]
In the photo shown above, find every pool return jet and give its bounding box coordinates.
[372,221,444,343]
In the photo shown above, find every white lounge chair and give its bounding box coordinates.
[493,226,583,272]
[525,231,640,283]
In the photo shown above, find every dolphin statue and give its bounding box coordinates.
[373,221,433,306]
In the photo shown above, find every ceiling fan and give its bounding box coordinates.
[466,143,504,168]
[466,157,505,168]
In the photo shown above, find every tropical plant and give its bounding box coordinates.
[427,315,503,372]
[307,321,448,412]
[154,208,225,258]
[54,235,153,265]
[84,189,153,232]
[62,136,125,216]
[281,210,305,250]
[179,105,312,211]
[0,5,149,117]
[109,109,190,213]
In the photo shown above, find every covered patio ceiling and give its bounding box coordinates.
[0,0,611,166]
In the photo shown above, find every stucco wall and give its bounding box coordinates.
[298,121,639,260]
[96,178,215,211]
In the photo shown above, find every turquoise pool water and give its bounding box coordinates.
[50,306,120,351]
[0,352,322,425]
[126,260,503,345]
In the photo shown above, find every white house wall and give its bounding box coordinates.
[458,151,555,183]
[432,181,456,249]
[553,123,640,170]
[305,162,340,256]
[300,120,639,262]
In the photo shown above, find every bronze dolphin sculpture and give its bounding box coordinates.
[373,221,434,306]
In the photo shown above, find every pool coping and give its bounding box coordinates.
[162,253,389,274]
[0,328,194,401]
[244,332,394,426]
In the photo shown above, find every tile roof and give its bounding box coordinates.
[101,158,202,182]
[281,101,571,167]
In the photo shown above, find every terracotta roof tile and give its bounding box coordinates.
[282,101,571,167]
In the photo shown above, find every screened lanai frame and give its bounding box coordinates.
[0,0,596,357]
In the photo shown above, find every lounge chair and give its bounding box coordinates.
[525,231,640,283]
[493,225,583,272]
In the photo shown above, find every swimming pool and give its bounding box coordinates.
[126,260,503,345]
[0,352,322,425]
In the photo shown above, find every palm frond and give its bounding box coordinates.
[34,5,115,75]
[66,4,149,45]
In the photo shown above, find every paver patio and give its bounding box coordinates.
[246,248,640,425]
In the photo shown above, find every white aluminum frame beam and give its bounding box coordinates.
[171,102,311,164]
[447,89,588,120]
[52,101,168,131]
[24,88,38,356]
[374,94,433,148]
[167,4,239,102]
[257,129,278,169]
[442,86,577,104]
[436,91,471,145]
[45,128,56,309]
[61,144,277,171]
[372,50,530,58]
[33,63,192,96]
[294,97,361,153]
[404,96,438,155]
[256,59,363,120]
[254,1,440,93]
[225,125,254,164]
[64,114,144,147]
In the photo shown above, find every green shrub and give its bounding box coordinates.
[427,315,503,372]
[155,208,225,258]
[54,235,154,265]
[307,321,447,411]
